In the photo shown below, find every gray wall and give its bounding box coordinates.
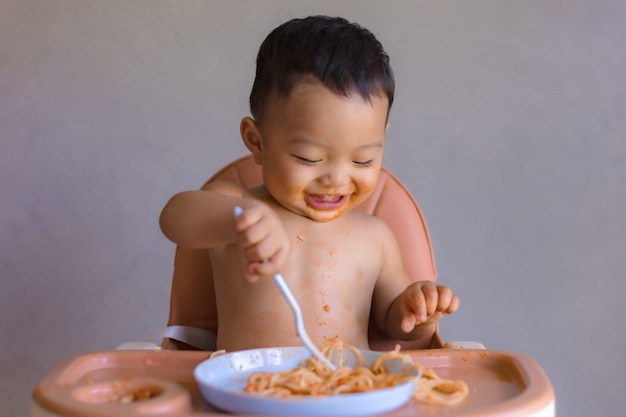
[2,1,624,416]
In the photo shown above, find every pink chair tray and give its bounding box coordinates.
[32,349,554,417]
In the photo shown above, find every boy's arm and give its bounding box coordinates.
[160,180,290,281]
[371,222,459,341]
[159,180,250,249]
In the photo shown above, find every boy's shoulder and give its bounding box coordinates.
[345,208,396,236]
[202,181,282,212]
[201,179,243,194]
[201,180,263,200]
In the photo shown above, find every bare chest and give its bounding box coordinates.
[281,222,382,299]
[210,213,386,349]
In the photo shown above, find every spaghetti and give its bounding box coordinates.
[244,338,468,406]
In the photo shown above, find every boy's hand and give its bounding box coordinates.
[397,281,460,333]
[233,204,290,282]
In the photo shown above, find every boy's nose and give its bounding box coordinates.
[318,165,349,188]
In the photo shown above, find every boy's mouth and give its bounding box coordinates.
[305,193,347,210]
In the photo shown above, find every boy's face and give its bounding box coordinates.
[243,81,389,222]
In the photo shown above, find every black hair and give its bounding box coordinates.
[249,15,395,121]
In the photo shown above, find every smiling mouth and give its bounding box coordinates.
[305,194,347,210]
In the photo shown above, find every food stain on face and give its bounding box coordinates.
[304,206,346,222]
[323,304,331,313]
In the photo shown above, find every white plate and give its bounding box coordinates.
[194,346,416,416]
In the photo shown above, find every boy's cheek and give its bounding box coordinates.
[352,176,379,204]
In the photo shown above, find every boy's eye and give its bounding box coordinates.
[294,155,321,165]
[353,159,375,167]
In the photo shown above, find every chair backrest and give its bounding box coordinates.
[165,155,442,351]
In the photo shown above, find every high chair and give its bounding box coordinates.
[154,154,464,352]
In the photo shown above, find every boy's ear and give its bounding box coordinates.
[240,117,263,164]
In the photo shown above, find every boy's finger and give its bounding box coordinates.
[405,288,428,324]
[247,246,287,279]
[444,294,461,314]
[422,284,439,316]
[245,263,261,282]
[250,259,276,277]
[401,314,416,333]
[243,244,266,263]
[238,222,269,249]
[436,286,454,311]
[233,207,256,232]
